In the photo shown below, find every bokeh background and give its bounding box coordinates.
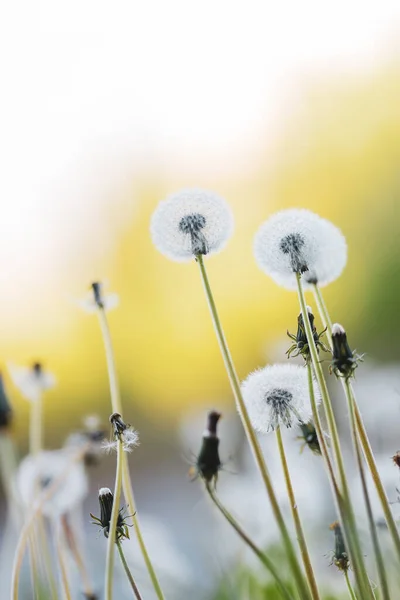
[1,1,400,598]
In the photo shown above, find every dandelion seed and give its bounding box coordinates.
[0,373,12,428]
[150,188,234,262]
[77,282,119,314]
[330,323,364,380]
[192,411,222,487]
[241,364,320,433]
[90,487,130,541]
[329,521,350,572]
[7,362,56,403]
[17,449,88,518]
[254,209,347,290]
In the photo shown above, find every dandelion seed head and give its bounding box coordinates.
[7,362,56,403]
[254,209,347,290]
[17,450,88,518]
[150,188,234,262]
[241,363,320,433]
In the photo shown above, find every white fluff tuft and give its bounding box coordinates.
[150,188,234,262]
[7,363,56,403]
[332,323,346,336]
[254,209,347,290]
[241,363,320,433]
[99,487,112,496]
[102,427,139,453]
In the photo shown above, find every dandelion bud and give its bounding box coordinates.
[109,412,128,436]
[329,521,349,572]
[0,373,12,428]
[254,209,347,290]
[150,189,234,262]
[91,487,130,541]
[241,364,320,433]
[194,411,222,486]
[330,323,364,380]
[287,307,328,362]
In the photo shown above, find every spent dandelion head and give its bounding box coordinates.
[150,188,234,262]
[329,323,364,380]
[0,373,12,429]
[7,361,56,402]
[287,306,329,363]
[329,521,350,572]
[90,487,131,541]
[102,413,139,453]
[191,410,222,487]
[77,282,119,314]
[241,364,320,433]
[254,209,347,290]
[64,414,107,466]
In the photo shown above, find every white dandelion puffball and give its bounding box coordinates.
[150,188,234,262]
[241,363,320,433]
[77,282,119,314]
[8,363,56,403]
[17,450,88,518]
[254,209,347,290]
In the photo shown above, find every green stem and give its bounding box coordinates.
[61,515,96,598]
[205,482,294,600]
[345,379,391,600]
[297,273,373,600]
[197,255,310,600]
[117,541,143,600]
[276,427,321,600]
[55,522,72,600]
[313,283,400,566]
[97,307,165,600]
[29,397,42,456]
[345,571,358,600]
[105,438,124,600]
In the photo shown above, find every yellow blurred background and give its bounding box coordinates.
[1,1,399,448]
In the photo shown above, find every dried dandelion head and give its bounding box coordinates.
[8,362,56,403]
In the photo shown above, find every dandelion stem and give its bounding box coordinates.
[275,426,321,600]
[55,522,72,600]
[96,306,165,600]
[197,255,310,600]
[313,283,400,566]
[344,571,358,600]
[105,437,123,600]
[296,273,374,600]
[29,397,43,456]
[345,379,391,600]
[61,514,95,598]
[205,482,294,600]
[117,541,143,600]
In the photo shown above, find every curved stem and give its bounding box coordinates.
[55,522,72,600]
[345,379,391,600]
[205,482,294,600]
[276,427,320,600]
[345,571,358,600]
[61,514,96,598]
[105,438,124,600]
[30,397,43,457]
[97,307,166,600]
[297,274,374,600]
[117,541,143,600]
[197,256,310,599]
[313,283,400,565]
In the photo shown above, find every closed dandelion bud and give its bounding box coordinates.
[0,373,12,428]
[150,189,234,262]
[287,306,328,362]
[195,411,222,486]
[330,323,364,380]
[254,209,347,290]
[91,487,130,541]
[329,521,349,572]
[241,364,321,433]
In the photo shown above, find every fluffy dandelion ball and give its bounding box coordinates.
[241,364,320,432]
[254,209,347,290]
[150,188,234,262]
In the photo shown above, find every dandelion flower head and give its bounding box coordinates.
[254,209,347,290]
[241,363,320,433]
[150,188,234,262]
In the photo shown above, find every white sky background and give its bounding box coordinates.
[0,0,399,324]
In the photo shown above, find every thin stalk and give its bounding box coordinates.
[11,445,88,600]
[276,427,320,600]
[61,515,96,598]
[197,255,310,600]
[345,379,391,600]
[117,541,143,600]
[96,306,165,600]
[29,397,42,457]
[36,518,59,599]
[55,523,72,600]
[312,283,400,564]
[345,571,358,600]
[297,273,374,600]
[205,482,294,600]
[105,438,124,600]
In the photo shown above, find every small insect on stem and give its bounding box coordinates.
[190,411,222,488]
[287,307,329,364]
